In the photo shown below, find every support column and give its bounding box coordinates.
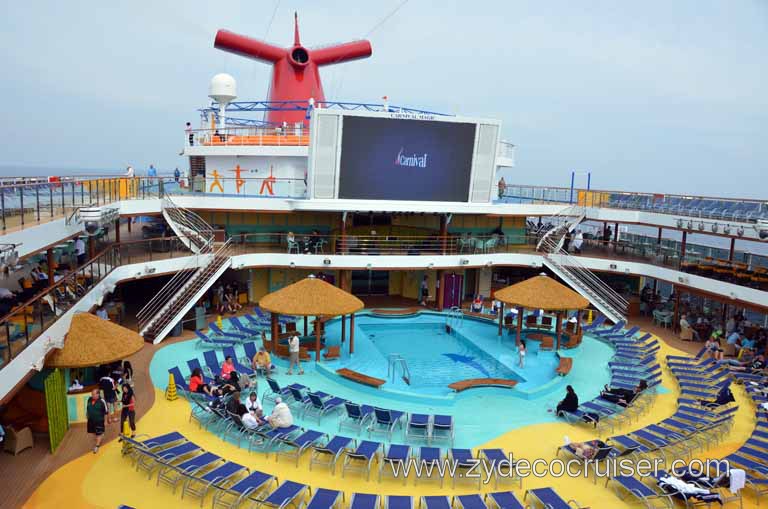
[721,303,728,326]
[440,214,448,255]
[729,237,736,261]
[340,213,348,254]
[46,248,55,287]
[680,231,687,267]
[341,314,346,343]
[270,313,278,354]
[115,218,120,243]
[556,311,562,350]
[437,270,445,310]
[303,316,308,337]
[673,287,680,334]
[88,236,95,259]
[349,313,355,354]
[127,218,132,233]
[613,222,619,252]
[315,316,321,362]
[657,227,662,255]
[498,302,504,337]
[516,307,523,347]
[576,310,582,335]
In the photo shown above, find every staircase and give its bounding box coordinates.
[536,205,627,325]
[138,198,231,343]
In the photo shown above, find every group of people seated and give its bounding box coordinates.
[214,283,242,315]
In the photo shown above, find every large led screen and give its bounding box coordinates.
[337,116,477,201]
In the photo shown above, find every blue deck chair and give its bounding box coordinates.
[263,377,306,405]
[350,493,380,509]
[450,448,481,489]
[455,495,487,509]
[608,435,651,457]
[558,407,600,429]
[242,341,259,360]
[340,402,374,434]
[378,444,411,484]
[187,358,214,382]
[156,452,221,493]
[341,440,381,480]
[309,435,353,473]
[421,496,452,509]
[369,408,405,441]
[244,313,270,327]
[168,367,191,396]
[609,475,674,508]
[581,316,606,331]
[274,430,326,465]
[210,470,276,509]
[525,487,587,509]
[180,461,248,502]
[252,425,301,451]
[667,348,707,364]
[121,432,186,465]
[195,330,236,348]
[203,350,222,378]
[416,447,444,487]
[613,332,652,345]
[135,441,201,478]
[230,316,261,335]
[306,392,345,423]
[254,306,293,324]
[305,488,343,509]
[480,448,521,488]
[405,413,430,442]
[259,481,308,509]
[605,326,640,340]
[385,496,413,509]
[209,322,248,340]
[726,453,768,476]
[608,355,657,370]
[221,346,256,377]
[595,321,627,336]
[431,414,454,446]
[485,491,524,509]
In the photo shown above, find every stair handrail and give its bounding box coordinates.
[136,255,206,332]
[140,239,233,336]
[161,196,214,253]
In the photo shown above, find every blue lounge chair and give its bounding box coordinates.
[203,350,222,378]
[263,377,306,405]
[405,413,430,442]
[180,461,248,502]
[195,330,236,348]
[309,435,353,473]
[306,392,345,423]
[421,496,452,509]
[525,487,587,508]
[121,432,186,465]
[209,322,248,340]
[450,448,481,489]
[378,444,411,484]
[608,476,674,508]
[341,440,381,480]
[156,452,221,493]
[245,312,270,327]
[350,494,380,509]
[230,316,261,335]
[369,407,405,441]
[305,488,343,509]
[480,448,521,488]
[210,470,276,509]
[252,425,301,451]
[432,414,454,446]
[187,358,214,382]
[259,481,308,509]
[135,441,201,478]
[613,332,652,345]
[581,316,606,331]
[385,496,413,509]
[485,491,524,509]
[253,307,293,324]
[416,447,444,486]
[605,326,640,340]
[221,346,257,377]
[168,367,191,396]
[594,321,626,336]
[455,495,487,509]
[274,430,326,465]
[340,402,374,434]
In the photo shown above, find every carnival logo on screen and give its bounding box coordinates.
[394,147,429,168]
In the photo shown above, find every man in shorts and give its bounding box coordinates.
[287,333,303,375]
[86,388,108,453]
[99,373,118,423]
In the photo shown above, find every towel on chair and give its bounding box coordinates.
[730,469,745,494]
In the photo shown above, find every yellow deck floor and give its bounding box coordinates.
[25,334,758,508]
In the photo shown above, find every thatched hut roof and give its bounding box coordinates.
[46,313,144,368]
[494,274,589,311]
[259,276,364,317]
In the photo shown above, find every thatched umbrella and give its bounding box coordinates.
[47,313,144,368]
[259,276,364,360]
[494,273,589,349]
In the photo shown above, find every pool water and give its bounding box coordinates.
[361,322,524,390]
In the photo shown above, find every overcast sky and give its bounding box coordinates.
[0,1,766,198]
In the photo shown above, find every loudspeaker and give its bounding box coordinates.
[469,123,499,203]
[309,114,341,199]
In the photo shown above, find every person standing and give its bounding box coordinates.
[518,339,527,368]
[287,333,303,375]
[119,383,136,437]
[147,165,157,178]
[86,388,108,453]
[125,166,135,178]
[419,275,429,306]
[186,122,194,146]
[99,373,118,423]
[75,237,86,266]
[174,167,181,183]
[572,230,584,254]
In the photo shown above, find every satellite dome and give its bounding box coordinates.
[209,73,237,103]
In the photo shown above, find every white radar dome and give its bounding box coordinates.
[209,73,237,103]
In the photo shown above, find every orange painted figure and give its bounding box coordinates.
[259,165,277,196]
[209,169,224,193]
[228,164,246,194]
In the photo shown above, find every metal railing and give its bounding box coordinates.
[161,196,213,254]
[187,126,310,147]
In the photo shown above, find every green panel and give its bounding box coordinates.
[44,368,69,453]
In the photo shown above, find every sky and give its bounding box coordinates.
[0,1,766,198]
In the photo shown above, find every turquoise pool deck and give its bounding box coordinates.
[150,310,622,448]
